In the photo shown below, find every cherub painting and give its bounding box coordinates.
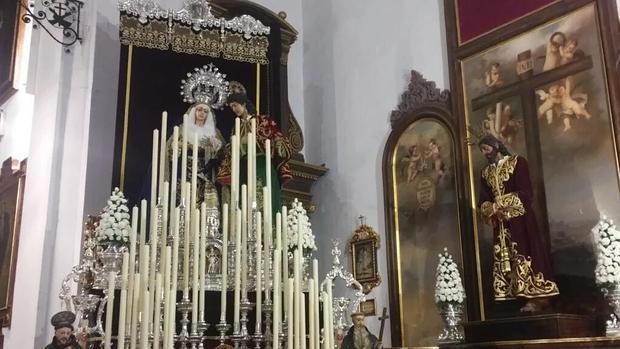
[485,62,504,88]
[536,77,591,131]
[400,139,447,185]
[401,145,422,183]
[542,32,584,71]
[481,102,522,144]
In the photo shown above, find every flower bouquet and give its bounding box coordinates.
[93,188,131,288]
[286,199,316,282]
[434,247,465,343]
[592,215,620,336]
[286,198,317,256]
[95,187,131,245]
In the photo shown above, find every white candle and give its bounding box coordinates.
[170,126,179,218]
[281,206,288,322]
[255,212,263,331]
[294,249,301,349]
[141,245,150,334]
[233,208,242,331]
[287,278,294,349]
[199,203,207,322]
[262,186,271,302]
[326,279,334,349]
[159,111,168,199]
[265,139,272,251]
[183,182,191,293]
[251,119,257,206]
[140,200,147,248]
[191,133,198,211]
[241,185,248,297]
[153,274,162,349]
[308,278,315,349]
[233,117,241,206]
[130,274,140,349]
[151,129,159,213]
[162,247,171,349]
[169,210,180,349]
[313,260,320,349]
[276,212,282,251]
[118,253,129,347]
[220,203,229,322]
[140,290,150,349]
[103,272,116,349]
[161,181,169,268]
[322,289,328,349]
[301,292,307,349]
[127,207,138,333]
[191,210,200,331]
[272,248,281,347]
[282,205,288,280]
[181,115,188,194]
[149,202,159,331]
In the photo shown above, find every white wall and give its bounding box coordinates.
[0,91,34,163]
[301,0,448,346]
[1,1,121,347]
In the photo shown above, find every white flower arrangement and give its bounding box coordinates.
[434,248,466,306]
[286,198,317,254]
[95,187,131,244]
[593,215,620,288]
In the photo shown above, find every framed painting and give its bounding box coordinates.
[349,222,381,294]
[445,0,620,321]
[0,0,24,105]
[383,71,467,347]
[360,299,376,317]
[0,158,26,328]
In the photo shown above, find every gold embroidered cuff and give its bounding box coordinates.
[496,193,525,219]
[481,201,495,218]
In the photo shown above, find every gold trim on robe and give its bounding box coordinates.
[482,155,559,300]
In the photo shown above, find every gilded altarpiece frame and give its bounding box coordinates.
[383,71,467,347]
[445,0,620,323]
[0,158,26,328]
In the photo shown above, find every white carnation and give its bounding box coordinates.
[95,188,132,245]
[286,198,316,255]
[594,216,620,287]
[434,248,465,306]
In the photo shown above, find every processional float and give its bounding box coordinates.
[58,3,338,349]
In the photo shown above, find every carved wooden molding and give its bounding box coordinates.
[390,70,451,128]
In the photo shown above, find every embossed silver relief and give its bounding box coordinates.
[118,0,270,37]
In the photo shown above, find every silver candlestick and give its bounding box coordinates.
[263,301,273,349]
[251,333,265,349]
[239,298,255,349]
[197,321,209,349]
[177,296,192,347]
[216,321,231,346]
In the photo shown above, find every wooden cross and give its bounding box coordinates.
[378,307,389,342]
[358,215,367,226]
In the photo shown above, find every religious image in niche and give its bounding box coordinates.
[391,119,462,346]
[354,242,374,280]
[0,191,16,312]
[461,3,620,317]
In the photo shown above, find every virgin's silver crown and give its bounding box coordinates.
[180,63,229,109]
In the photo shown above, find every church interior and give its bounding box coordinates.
[1,0,620,348]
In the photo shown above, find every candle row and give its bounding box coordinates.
[101,111,334,349]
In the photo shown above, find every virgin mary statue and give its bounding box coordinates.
[169,64,229,207]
